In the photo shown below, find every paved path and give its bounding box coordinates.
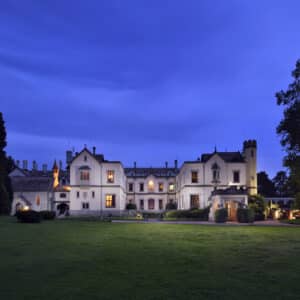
[112,220,299,226]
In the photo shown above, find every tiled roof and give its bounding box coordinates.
[11,176,53,192]
[211,186,248,196]
[125,167,178,178]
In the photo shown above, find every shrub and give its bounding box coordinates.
[214,208,228,223]
[237,208,255,223]
[164,207,210,220]
[248,195,266,221]
[166,202,177,210]
[16,210,41,223]
[40,210,56,220]
[126,203,137,210]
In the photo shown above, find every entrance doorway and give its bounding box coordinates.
[57,203,69,215]
[225,201,239,221]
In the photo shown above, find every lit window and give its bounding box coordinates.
[140,183,144,192]
[169,183,175,192]
[158,183,164,192]
[190,195,199,209]
[128,183,134,192]
[80,171,90,181]
[148,180,154,192]
[233,171,240,183]
[148,199,155,210]
[82,202,89,209]
[105,194,116,208]
[36,195,40,206]
[191,171,198,183]
[107,170,115,183]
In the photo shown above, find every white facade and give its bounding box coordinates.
[10,140,257,217]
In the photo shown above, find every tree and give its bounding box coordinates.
[0,112,11,214]
[272,170,290,197]
[257,171,276,197]
[276,59,300,195]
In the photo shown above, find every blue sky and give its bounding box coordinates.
[1,0,300,176]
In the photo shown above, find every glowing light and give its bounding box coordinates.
[23,206,30,211]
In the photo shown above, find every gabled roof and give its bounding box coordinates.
[69,148,106,165]
[125,167,179,178]
[201,152,245,163]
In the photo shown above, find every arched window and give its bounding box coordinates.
[211,163,220,183]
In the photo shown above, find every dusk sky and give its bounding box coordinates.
[1,1,300,176]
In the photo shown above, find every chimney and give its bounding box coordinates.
[92,146,96,155]
[174,160,178,169]
[23,160,28,170]
[42,164,47,172]
[32,160,37,170]
[165,161,168,168]
[66,150,73,165]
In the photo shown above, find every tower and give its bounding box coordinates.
[52,160,59,189]
[243,140,257,195]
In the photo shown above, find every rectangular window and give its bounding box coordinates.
[128,183,134,192]
[191,171,198,183]
[158,183,164,192]
[76,191,80,198]
[140,199,144,210]
[80,171,90,181]
[107,170,115,183]
[148,199,155,210]
[233,171,240,183]
[82,202,89,209]
[169,183,175,192]
[140,183,144,192]
[92,191,95,198]
[105,194,116,208]
[60,193,66,198]
[190,195,199,209]
[159,199,163,210]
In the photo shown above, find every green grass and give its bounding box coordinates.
[0,217,300,300]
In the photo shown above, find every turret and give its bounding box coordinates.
[52,160,59,188]
[243,140,257,195]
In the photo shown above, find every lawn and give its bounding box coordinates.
[0,217,300,300]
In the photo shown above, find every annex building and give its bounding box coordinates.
[9,140,257,221]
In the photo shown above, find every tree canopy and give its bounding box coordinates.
[276,59,300,195]
[0,112,12,214]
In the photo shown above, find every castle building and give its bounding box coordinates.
[9,140,257,221]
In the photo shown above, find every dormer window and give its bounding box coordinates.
[107,170,115,183]
[211,163,220,183]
